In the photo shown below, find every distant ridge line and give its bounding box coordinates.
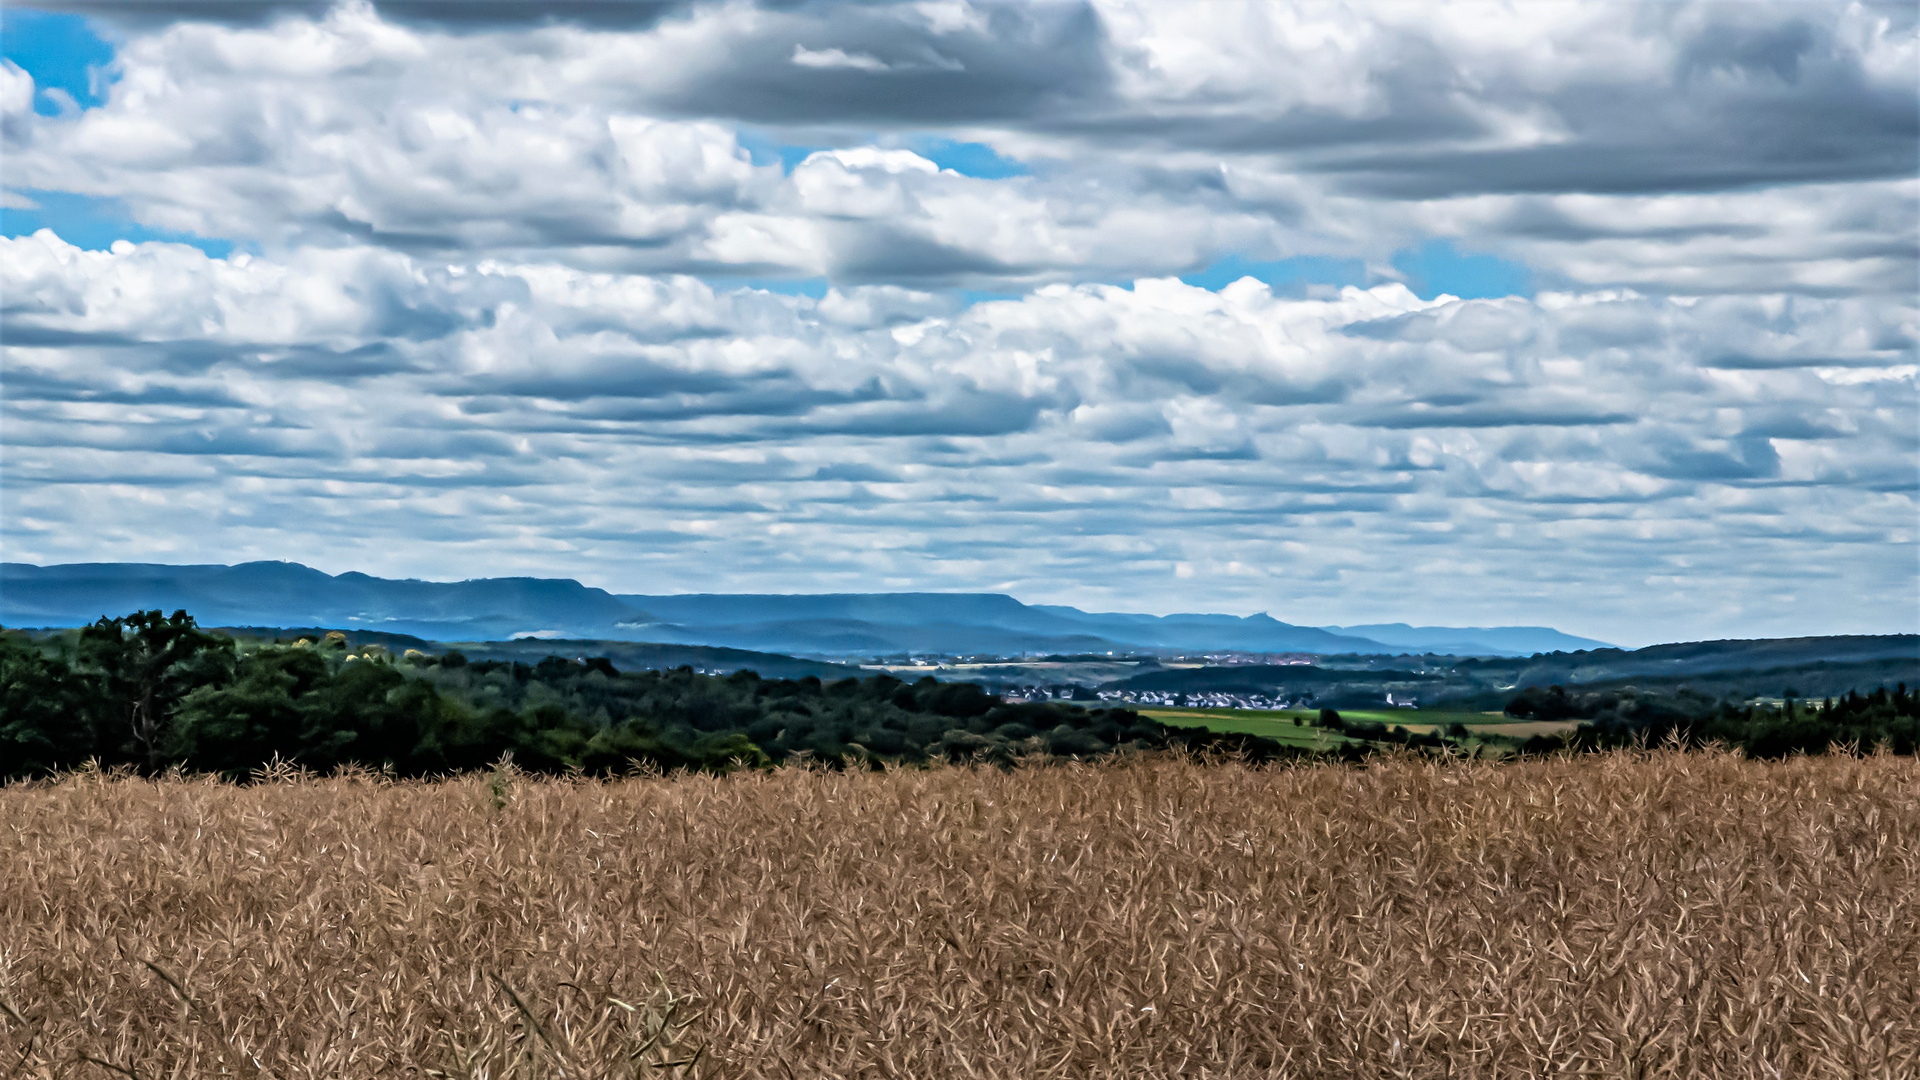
[1,559,1645,659]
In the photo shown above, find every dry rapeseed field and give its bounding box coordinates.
[3,751,1917,1079]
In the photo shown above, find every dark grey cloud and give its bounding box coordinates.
[510,384,880,422]
[1679,17,1820,83]
[623,2,1918,201]
[1495,202,1771,244]
[1118,14,1910,201]
[811,461,899,481]
[778,390,1051,438]
[6,420,333,458]
[0,367,248,407]
[825,228,1049,284]
[645,2,1111,125]
[1355,405,1638,430]
[359,428,527,459]
[1736,411,1851,441]
[1320,63,1914,200]
[1704,352,1910,370]
[0,330,427,378]
[1640,433,1784,482]
[453,359,750,402]
[1129,441,1260,463]
[238,343,428,378]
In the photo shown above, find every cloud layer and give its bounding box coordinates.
[1,0,1915,643]
[5,229,1913,642]
[7,2,1915,291]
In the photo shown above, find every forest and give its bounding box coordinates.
[0,611,1294,780]
[1505,682,1920,756]
[4,611,1917,781]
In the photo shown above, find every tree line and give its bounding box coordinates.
[1,611,1297,781]
[1505,683,1920,756]
[8,611,1911,781]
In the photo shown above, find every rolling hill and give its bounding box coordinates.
[5,560,1616,659]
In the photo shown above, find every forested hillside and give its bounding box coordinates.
[1510,682,1920,756]
[7,612,1917,782]
[0,612,1291,780]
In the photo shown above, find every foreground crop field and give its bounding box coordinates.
[4,753,1918,1078]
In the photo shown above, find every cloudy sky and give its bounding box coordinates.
[1,0,1915,645]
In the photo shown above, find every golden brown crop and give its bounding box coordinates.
[3,750,1917,1078]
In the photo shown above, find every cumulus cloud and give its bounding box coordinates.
[3,230,1913,641]
[1081,2,1917,193]
[2,1,1914,642]
[9,1,1911,294]
[0,57,35,144]
[3,6,1276,284]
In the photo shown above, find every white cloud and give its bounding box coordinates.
[791,45,892,73]
[0,58,33,117]
[5,1,1908,295]
[2,1,1913,641]
[3,231,1912,641]
[915,1,988,37]
[0,57,35,144]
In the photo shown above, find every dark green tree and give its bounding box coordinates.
[169,646,330,775]
[0,632,92,777]
[76,610,234,770]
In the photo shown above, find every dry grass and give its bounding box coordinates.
[3,750,1918,1078]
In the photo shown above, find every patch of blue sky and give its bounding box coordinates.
[735,130,1029,180]
[1,7,115,114]
[1180,254,1370,294]
[2,190,236,258]
[1182,245,1532,301]
[910,138,1029,179]
[735,129,833,173]
[1392,239,1532,300]
[956,287,1026,306]
[706,275,831,299]
[707,277,1023,314]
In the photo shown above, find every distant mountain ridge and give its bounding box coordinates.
[1322,623,1613,656]
[617,593,1377,656]
[1502,636,1920,684]
[2,560,1609,658]
[0,562,636,643]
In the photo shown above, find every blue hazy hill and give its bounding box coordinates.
[4,560,1609,658]
[1027,604,1378,653]
[618,593,1379,655]
[0,561,640,642]
[1322,623,1614,656]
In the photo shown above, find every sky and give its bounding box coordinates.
[0,1,1915,646]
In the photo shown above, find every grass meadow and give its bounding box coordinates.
[1137,707,1365,748]
[3,751,1917,1078]
[1139,706,1579,749]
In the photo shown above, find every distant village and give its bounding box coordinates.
[881,650,1319,668]
[994,685,1429,711]
[998,686,1319,711]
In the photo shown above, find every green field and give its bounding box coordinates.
[1138,708,1359,749]
[1140,706,1577,747]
